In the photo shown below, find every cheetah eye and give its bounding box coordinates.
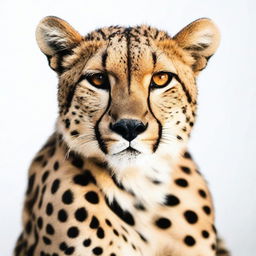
[86,73,110,89]
[151,72,173,88]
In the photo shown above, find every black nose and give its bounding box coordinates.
[110,119,148,141]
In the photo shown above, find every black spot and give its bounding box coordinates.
[42,236,51,245]
[164,194,180,206]
[65,247,75,255]
[42,185,46,194]
[105,219,112,227]
[184,235,196,246]
[71,154,84,168]
[177,135,183,140]
[73,174,87,184]
[96,227,105,239]
[75,207,88,222]
[105,197,135,226]
[152,179,162,185]
[59,242,68,251]
[134,202,146,211]
[155,217,171,229]
[83,238,91,247]
[62,190,74,204]
[152,52,157,66]
[211,244,216,250]
[53,161,59,171]
[90,216,99,229]
[67,226,79,238]
[48,146,56,157]
[37,217,43,229]
[180,166,191,174]
[39,184,47,202]
[110,254,116,256]
[25,221,32,234]
[183,151,192,159]
[184,210,198,224]
[26,174,35,195]
[198,189,207,198]
[46,203,53,216]
[122,234,127,242]
[58,209,68,222]
[92,247,103,255]
[34,155,44,162]
[85,191,99,204]
[202,230,209,238]
[46,224,55,235]
[73,171,96,186]
[175,178,188,187]
[93,159,108,169]
[113,229,119,236]
[51,179,60,194]
[65,119,70,129]
[203,206,211,215]
[101,51,108,68]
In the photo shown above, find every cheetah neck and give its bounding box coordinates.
[57,131,184,208]
[87,149,183,210]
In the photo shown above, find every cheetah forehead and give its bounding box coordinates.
[78,25,176,80]
[84,25,170,44]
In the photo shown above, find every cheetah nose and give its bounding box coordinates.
[109,119,148,142]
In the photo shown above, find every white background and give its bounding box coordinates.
[0,0,255,255]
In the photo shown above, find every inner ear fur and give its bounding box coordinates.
[174,18,220,73]
[36,16,83,56]
[36,16,83,72]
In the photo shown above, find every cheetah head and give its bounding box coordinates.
[36,16,220,173]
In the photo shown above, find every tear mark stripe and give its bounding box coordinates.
[173,74,193,104]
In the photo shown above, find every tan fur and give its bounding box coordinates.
[14,17,230,256]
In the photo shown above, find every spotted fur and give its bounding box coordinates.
[14,16,230,256]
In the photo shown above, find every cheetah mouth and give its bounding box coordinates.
[113,146,141,156]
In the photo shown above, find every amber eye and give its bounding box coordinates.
[151,72,173,88]
[86,73,110,89]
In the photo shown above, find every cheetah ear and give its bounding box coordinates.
[174,18,220,74]
[36,16,83,72]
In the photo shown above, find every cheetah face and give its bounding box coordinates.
[36,17,219,170]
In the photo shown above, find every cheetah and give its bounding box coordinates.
[14,16,230,256]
